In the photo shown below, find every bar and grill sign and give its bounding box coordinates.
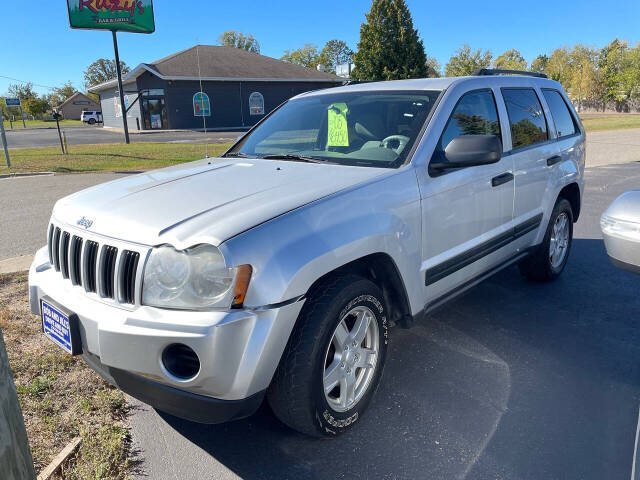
[67,0,155,33]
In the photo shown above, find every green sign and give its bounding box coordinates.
[67,0,155,34]
[327,103,349,147]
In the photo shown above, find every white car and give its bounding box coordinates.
[29,70,585,437]
[81,111,102,125]
[601,191,640,274]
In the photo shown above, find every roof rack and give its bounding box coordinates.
[472,68,547,79]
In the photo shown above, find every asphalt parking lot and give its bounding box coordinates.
[0,137,639,479]
[3,126,242,148]
[125,160,640,480]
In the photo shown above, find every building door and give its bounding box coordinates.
[142,93,167,130]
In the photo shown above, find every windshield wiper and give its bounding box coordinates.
[223,152,254,158]
[260,154,328,163]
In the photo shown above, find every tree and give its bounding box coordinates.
[530,54,549,73]
[545,47,572,84]
[23,97,50,118]
[352,0,427,81]
[567,44,600,111]
[83,58,130,89]
[0,98,8,120]
[425,56,441,77]
[320,40,353,73]
[48,81,76,107]
[445,45,492,76]
[217,30,260,53]
[281,43,325,69]
[493,48,527,71]
[7,82,37,101]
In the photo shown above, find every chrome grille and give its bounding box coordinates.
[119,250,140,304]
[69,236,83,286]
[100,246,118,299]
[60,232,71,279]
[83,240,99,294]
[47,222,146,306]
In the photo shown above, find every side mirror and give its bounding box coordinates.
[431,135,502,171]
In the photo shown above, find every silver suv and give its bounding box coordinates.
[29,70,585,437]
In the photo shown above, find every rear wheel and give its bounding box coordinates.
[519,198,573,281]
[267,275,388,437]
[88,118,96,125]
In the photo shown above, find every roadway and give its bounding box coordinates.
[3,126,242,149]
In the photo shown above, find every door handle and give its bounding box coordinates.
[547,155,562,166]
[491,172,514,187]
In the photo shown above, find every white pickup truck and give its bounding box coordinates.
[29,70,585,437]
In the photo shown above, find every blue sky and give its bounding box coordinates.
[2,0,639,95]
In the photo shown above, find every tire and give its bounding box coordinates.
[267,274,389,437]
[519,198,573,282]
[88,118,96,125]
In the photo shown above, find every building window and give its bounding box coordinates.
[73,101,90,105]
[249,92,265,115]
[193,92,211,117]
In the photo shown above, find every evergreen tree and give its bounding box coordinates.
[352,0,427,81]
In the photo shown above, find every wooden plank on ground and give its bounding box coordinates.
[36,436,81,480]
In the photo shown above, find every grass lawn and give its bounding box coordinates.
[580,113,640,132]
[1,272,130,478]
[3,119,84,129]
[0,142,231,174]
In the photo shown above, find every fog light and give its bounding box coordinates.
[162,343,200,380]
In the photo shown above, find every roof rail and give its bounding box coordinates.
[472,68,548,79]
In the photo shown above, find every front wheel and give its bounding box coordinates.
[267,275,388,437]
[519,198,574,281]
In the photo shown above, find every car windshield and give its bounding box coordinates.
[227,89,440,168]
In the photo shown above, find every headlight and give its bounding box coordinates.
[142,244,251,309]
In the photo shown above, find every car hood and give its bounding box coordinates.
[52,158,389,248]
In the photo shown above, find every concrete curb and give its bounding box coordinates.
[0,255,34,274]
[0,172,54,180]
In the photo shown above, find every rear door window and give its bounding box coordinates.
[502,88,548,150]
[542,89,577,138]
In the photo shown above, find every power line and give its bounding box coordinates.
[0,74,81,91]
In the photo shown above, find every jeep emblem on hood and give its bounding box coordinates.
[77,217,93,229]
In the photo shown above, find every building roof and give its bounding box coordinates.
[89,45,343,92]
[57,91,99,108]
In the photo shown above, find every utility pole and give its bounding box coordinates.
[53,113,65,154]
[0,112,10,168]
[112,31,130,144]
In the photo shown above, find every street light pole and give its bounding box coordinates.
[112,30,130,144]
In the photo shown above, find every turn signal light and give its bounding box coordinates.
[232,265,253,306]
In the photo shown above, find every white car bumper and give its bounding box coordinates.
[28,246,305,422]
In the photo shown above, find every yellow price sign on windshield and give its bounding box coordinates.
[327,103,349,147]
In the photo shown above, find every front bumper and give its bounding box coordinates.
[29,246,305,412]
[84,352,265,423]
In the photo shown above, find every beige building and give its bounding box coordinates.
[56,92,100,120]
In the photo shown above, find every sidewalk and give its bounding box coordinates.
[0,255,33,274]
